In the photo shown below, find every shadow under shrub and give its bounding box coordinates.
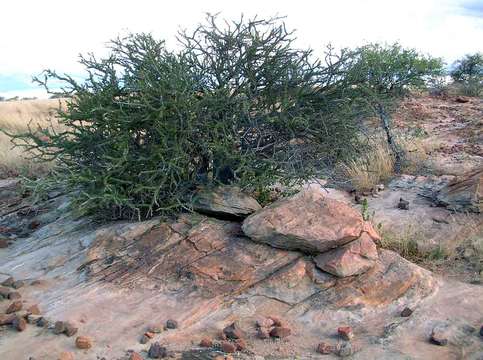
[10,16,363,220]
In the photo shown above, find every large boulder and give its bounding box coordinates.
[192,186,262,219]
[242,187,376,254]
[313,232,378,277]
[435,169,482,213]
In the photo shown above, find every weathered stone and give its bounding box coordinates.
[148,342,167,358]
[165,319,178,330]
[0,238,8,248]
[255,317,274,328]
[193,186,262,219]
[257,327,270,339]
[147,325,162,333]
[316,342,335,354]
[430,326,448,346]
[337,341,353,357]
[338,326,354,341]
[242,187,374,254]
[313,233,378,277]
[1,277,14,287]
[400,307,413,317]
[12,316,27,331]
[221,341,236,353]
[268,316,285,327]
[435,169,482,213]
[36,317,49,328]
[64,322,78,337]
[6,300,22,313]
[145,331,155,339]
[12,280,25,289]
[480,325,483,337]
[27,304,40,315]
[140,334,150,344]
[223,322,245,340]
[0,286,10,298]
[269,326,291,338]
[53,321,66,335]
[75,336,93,349]
[199,337,213,347]
[455,96,470,103]
[7,291,21,300]
[0,313,15,325]
[58,352,74,360]
[398,198,409,210]
[27,314,42,324]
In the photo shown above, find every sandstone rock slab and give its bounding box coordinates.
[242,188,372,254]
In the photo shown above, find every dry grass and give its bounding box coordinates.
[341,134,433,192]
[341,138,395,192]
[0,99,63,178]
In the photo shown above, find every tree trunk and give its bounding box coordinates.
[375,103,402,173]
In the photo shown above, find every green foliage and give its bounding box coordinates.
[450,53,483,97]
[345,43,444,103]
[10,16,363,220]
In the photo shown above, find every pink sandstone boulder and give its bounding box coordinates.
[313,233,378,277]
[242,187,377,254]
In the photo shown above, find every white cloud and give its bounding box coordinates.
[1,0,482,96]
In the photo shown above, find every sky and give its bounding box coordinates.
[1,0,482,98]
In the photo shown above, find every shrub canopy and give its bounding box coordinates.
[13,16,364,220]
[450,53,483,96]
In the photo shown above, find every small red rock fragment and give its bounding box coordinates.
[144,331,155,339]
[317,342,334,354]
[338,326,354,341]
[58,352,74,360]
[75,336,92,349]
[235,338,247,351]
[129,352,143,360]
[270,326,291,338]
[12,316,27,331]
[6,300,22,314]
[199,337,213,347]
[0,238,8,248]
[221,341,236,353]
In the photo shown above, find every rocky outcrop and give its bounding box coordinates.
[242,187,376,254]
[313,232,378,277]
[192,186,261,219]
[435,169,482,213]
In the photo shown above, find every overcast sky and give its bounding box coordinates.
[1,0,482,98]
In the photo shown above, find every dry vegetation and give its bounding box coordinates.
[0,99,63,178]
[341,134,431,192]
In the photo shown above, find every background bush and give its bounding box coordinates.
[450,53,483,96]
